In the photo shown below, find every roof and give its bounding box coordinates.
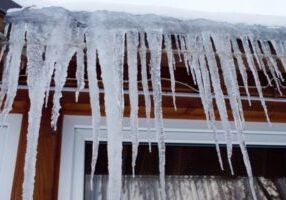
[0,0,21,13]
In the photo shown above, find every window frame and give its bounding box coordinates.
[0,114,23,199]
[58,115,286,200]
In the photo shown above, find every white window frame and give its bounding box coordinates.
[0,114,23,199]
[58,115,286,200]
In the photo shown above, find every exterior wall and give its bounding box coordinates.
[8,92,286,200]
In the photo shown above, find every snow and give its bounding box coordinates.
[11,0,286,27]
[3,7,286,200]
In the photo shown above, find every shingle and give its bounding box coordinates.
[0,0,21,13]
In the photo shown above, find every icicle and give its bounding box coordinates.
[271,40,286,72]
[146,30,166,200]
[0,24,9,64]
[174,34,182,62]
[251,39,273,86]
[126,31,139,177]
[260,41,284,95]
[212,34,245,129]
[241,37,271,123]
[75,46,86,102]
[0,23,26,124]
[22,24,56,200]
[231,39,252,106]
[96,30,125,200]
[164,34,177,110]
[185,34,224,170]
[202,33,234,175]
[198,54,224,170]
[86,27,101,189]
[139,32,152,152]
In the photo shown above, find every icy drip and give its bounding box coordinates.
[139,32,152,152]
[96,30,125,200]
[164,34,177,110]
[241,37,271,123]
[0,23,26,123]
[86,27,101,189]
[271,40,286,72]
[0,25,9,64]
[202,33,234,175]
[231,39,252,106]
[146,31,166,200]
[126,31,139,176]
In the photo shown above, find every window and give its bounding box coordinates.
[58,115,286,200]
[0,114,23,199]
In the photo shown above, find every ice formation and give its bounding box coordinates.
[2,7,286,200]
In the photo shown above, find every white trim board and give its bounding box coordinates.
[0,114,23,200]
[58,115,286,200]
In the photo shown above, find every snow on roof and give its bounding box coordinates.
[11,0,286,27]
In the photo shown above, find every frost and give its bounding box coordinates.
[2,7,286,200]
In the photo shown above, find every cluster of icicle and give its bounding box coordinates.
[1,7,286,200]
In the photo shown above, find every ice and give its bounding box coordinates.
[232,39,252,105]
[86,23,101,189]
[0,23,25,124]
[3,7,286,200]
[202,33,235,175]
[96,30,125,200]
[75,46,86,102]
[241,37,271,123]
[146,31,166,200]
[126,31,139,176]
[139,32,152,152]
[163,34,177,110]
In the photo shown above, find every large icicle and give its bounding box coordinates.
[139,32,152,152]
[164,34,177,110]
[86,19,101,189]
[126,31,140,176]
[96,30,125,200]
[146,30,166,200]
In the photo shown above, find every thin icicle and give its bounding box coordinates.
[174,34,182,62]
[146,30,166,200]
[271,40,286,72]
[260,41,284,95]
[126,31,139,177]
[96,30,125,200]
[86,27,101,189]
[202,33,234,175]
[139,32,152,152]
[231,39,252,106]
[250,39,273,86]
[242,37,271,123]
[164,34,177,110]
[75,46,86,102]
